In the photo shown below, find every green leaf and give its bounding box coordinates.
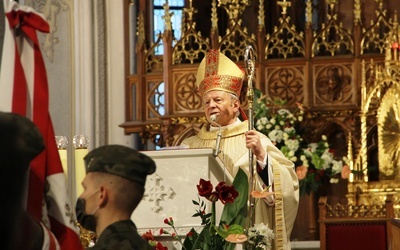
[204,213,212,219]
[190,224,211,249]
[216,224,245,239]
[220,168,248,226]
[311,154,324,170]
[183,228,199,250]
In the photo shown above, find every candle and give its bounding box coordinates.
[392,42,398,61]
[55,136,68,181]
[73,135,89,197]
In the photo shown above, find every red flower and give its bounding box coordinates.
[187,231,194,237]
[159,228,164,235]
[197,178,213,197]
[155,241,168,250]
[216,182,238,204]
[215,181,227,192]
[142,230,155,241]
[164,217,173,226]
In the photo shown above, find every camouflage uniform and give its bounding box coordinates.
[88,220,152,250]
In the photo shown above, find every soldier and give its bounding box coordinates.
[76,145,156,250]
[0,112,60,250]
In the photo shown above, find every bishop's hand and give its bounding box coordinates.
[245,130,266,162]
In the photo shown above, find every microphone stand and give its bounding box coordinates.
[210,115,222,158]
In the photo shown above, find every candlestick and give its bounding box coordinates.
[55,136,68,180]
[73,135,89,197]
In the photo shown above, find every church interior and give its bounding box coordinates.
[2,0,400,249]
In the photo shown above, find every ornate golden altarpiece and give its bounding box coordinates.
[122,0,400,220]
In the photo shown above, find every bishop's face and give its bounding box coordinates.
[203,90,239,126]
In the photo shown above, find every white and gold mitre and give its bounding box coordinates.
[196,50,244,97]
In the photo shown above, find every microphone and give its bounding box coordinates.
[210,115,222,157]
[210,114,218,123]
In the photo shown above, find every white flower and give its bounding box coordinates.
[268,129,284,143]
[290,156,297,162]
[300,155,306,161]
[342,156,350,164]
[270,118,276,124]
[286,139,300,152]
[321,152,333,169]
[330,178,339,183]
[257,124,264,131]
[283,133,289,140]
[277,109,290,116]
[266,124,272,129]
[298,116,303,122]
[303,143,317,157]
[284,127,295,133]
[279,120,285,126]
[259,117,268,125]
[331,160,343,174]
[308,143,318,151]
[247,223,274,249]
[322,135,327,140]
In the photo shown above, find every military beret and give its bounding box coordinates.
[84,145,156,186]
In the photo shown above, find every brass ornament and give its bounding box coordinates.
[378,85,400,178]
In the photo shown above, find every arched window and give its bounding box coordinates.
[153,0,184,54]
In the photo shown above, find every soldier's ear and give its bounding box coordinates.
[98,186,108,207]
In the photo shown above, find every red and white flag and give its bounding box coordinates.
[0,1,82,249]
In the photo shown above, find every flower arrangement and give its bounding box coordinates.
[297,135,350,194]
[143,168,275,250]
[246,223,275,250]
[254,90,349,195]
[254,96,305,166]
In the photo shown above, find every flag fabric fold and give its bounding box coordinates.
[0,1,82,249]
